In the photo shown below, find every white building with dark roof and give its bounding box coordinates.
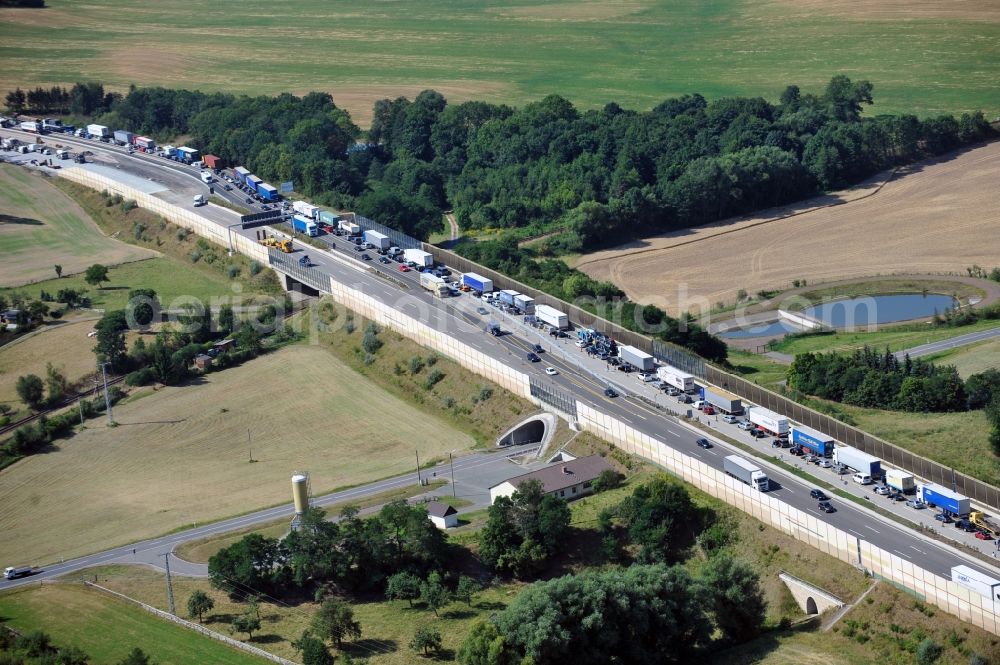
[426,501,458,529]
[489,455,612,504]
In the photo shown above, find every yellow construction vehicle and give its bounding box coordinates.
[258,236,293,253]
[970,511,1000,538]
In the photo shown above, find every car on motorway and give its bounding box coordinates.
[906,499,926,509]
[771,439,783,448]
[379,257,390,264]
[818,459,832,468]
[224,184,232,191]
[955,519,976,532]
[604,387,618,398]
[934,512,953,524]
[874,485,891,496]
[361,253,371,261]
[245,197,253,204]
[737,421,754,431]
[545,367,558,376]
[890,492,906,502]
[353,245,362,252]
[399,265,410,272]
[809,489,828,500]
[818,500,835,513]
[975,530,993,540]
[677,394,692,404]
[532,344,544,354]
[702,405,716,415]
[526,352,541,362]
[696,438,712,449]
[749,429,766,439]
[476,307,488,315]
[722,414,739,424]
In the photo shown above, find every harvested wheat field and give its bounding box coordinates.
[577,142,1000,315]
[0,344,475,566]
[0,165,156,286]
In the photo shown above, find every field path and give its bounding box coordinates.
[576,142,1000,314]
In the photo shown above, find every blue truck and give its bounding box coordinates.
[246,174,262,193]
[790,424,834,457]
[461,272,493,293]
[292,215,318,237]
[258,183,279,201]
[920,484,970,516]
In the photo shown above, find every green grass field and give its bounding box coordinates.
[925,337,1000,378]
[1,0,998,125]
[0,583,269,664]
[0,257,247,312]
[768,319,1000,357]
[0,165,155,286]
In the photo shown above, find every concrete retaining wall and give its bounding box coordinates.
[58,167,270,265]
[326,277,532,401]
[572,401,1000,635]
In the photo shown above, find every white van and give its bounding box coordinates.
[200,171,214,184]
[852,472,872,485]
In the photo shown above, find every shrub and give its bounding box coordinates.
[125,367,157,386]
[133,222,146,240]
[122,199,137,213]
[426,353,438,367]
[423,369,444,390]
[478,387,493,402]
[190,250,202,263]
[176,228,190,241]
[409,356,425,375]
[249,260,262,276]
[227,264,241,279]
[916,638,942,665]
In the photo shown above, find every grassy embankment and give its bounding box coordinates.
[0,584,270,665]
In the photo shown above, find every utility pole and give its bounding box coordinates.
[99,362,112,425]
[449,452,457,497]
[77,395,84,425]
[415,450,422,485]
[247,428,254,462]
[162,553,175,615]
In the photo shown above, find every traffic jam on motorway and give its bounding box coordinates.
[3,113,1000,600]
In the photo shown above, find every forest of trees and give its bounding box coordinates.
[87,76,993,253]
[787,346,1000,415]
[10,77,991,362]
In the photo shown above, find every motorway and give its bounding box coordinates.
[3,130,1000,587]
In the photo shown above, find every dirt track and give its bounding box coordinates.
[576,142,1000,315]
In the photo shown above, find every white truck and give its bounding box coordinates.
[200,171,214,184]
[338,219,361,235]
[403,248,433,267]
[535,304,568,330]
[747,406,789,435]
[832,445,881,477]
[656,365,695,392]
[363,230,390,251]
[619,345,654,372]
[723,455,769,491]
[951,565,1000,601]
[86,123,110,139]
[4,566,33,580]
[513,294,535,314]
[885,468,916,495]
[420,272,449,297]
[192,194,206,207]
[293,200,320,220]
[704,387,742,414]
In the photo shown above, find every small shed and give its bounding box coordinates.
[203,154,223,169]
[213,338,234,353]
[426,501,458,529]
[194,354,213,370]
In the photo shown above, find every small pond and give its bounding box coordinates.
[718,293,957,339]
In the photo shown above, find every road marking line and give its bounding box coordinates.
[864,525,880,533]
[848,529,864,537]
[669,431,680,438]
[910,546,926,554]
[893,549,910,559]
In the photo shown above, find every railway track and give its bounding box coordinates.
[0,375,125,438]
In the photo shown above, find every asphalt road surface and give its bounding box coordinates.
[896,326,1000,359]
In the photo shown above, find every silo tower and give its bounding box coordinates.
[290,472,311,530]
